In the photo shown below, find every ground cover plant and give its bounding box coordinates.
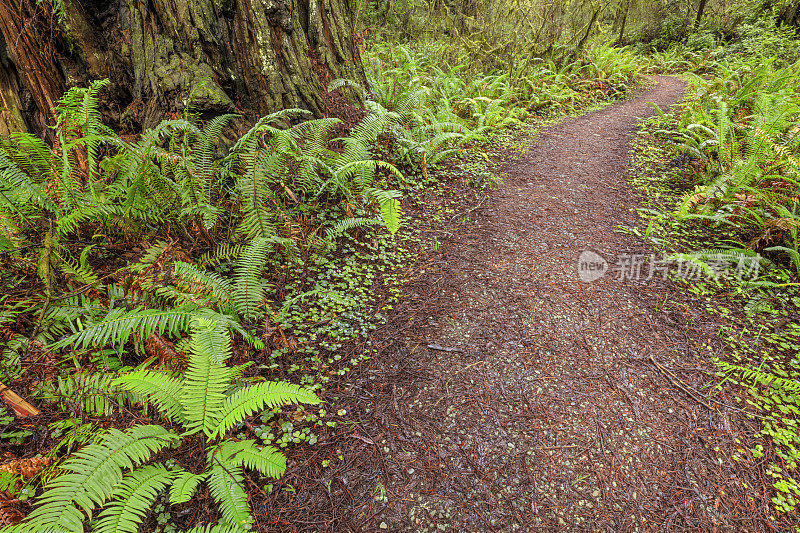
[629,30,800,516]
[0,23,644,530]
[1,0,800,529]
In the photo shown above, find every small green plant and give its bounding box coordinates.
[0,407,31,444]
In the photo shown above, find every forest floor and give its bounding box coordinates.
[264,77,787,531]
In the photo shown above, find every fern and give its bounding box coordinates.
[197,243,246,268]
[115,312,321,439]
[168,261,236,313]
[232,238,274,322]
[169,471,208,505]
[179,526,242,533]
[206,456,250,530]
[181,315,234,436]
[718,359,800,394]
[14,310,320,532]
[50,305,200,351]
[38,371,137,417]
[312,217,381,254]
[13,425,178,532]
[129,241,172,274]
[113,370,184,423]
[213,440,287,479]
[213,381,321,438]
[93,464,176,533]
[55,79,119,185]
[367,188,402,235]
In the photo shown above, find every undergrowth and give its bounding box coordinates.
[629,40,800,517]
[0,31,643,530]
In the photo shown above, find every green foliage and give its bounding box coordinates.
[7,312,319,532]
[10,425,179,532]
[36,372,138,417]
[94,464,176,533]
[632,43,800,515]
[51,306,199,352]
[0,406,31,444]
[0,12,652,531]
[362,39,640,150]
[671,56,800,264]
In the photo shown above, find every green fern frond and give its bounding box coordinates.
[178,526,243,533]
[4,132,56,178]
[328,78,370,103]
[207,459,251,531]
[181,316,234,437]
[213,440,286,479]
[212,381,320,438]
[50,305,199,351]
[93,464,176,533]
[170,262,235,314]
[717,359,800,394]
[232,238,274,321]
[169,470,209,505]
[113,370,184,423]
[366,188,403,235]
[40,371,136,417]
[55,249,99,287]
[130,241,172,274]
[21,425,178,532]
[197,243,245,268]
[0,144,54,213]
[55,79,120,186]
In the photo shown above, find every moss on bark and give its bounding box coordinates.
[0,0,366,133]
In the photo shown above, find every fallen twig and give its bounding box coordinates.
[427,343,464,353]
[649,355,716,412]
[0,383,39,417]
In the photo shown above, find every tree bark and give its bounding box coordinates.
[0,0,366,135]
[615,0,633,45]
[693,0,708,30]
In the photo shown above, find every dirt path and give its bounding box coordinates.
[277,78,777,531]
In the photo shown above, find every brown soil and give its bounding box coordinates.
[265,77,789,531]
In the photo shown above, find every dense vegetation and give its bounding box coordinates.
[631,33,800,514]
[0,0,799,530]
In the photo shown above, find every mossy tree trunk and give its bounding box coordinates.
[0,0,366,135]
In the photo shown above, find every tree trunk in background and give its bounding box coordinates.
[614,0,633,45]
[0,0,366,135]
[574,6,602,58]
[693,0,708,30]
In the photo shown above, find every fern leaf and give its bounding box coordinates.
[178,524,244,533]
[113,370,184,424]
[216,440,287,479]
[170,262,235,314]
[212,381,320,438]
[93,464,175,533]
[51,305,199,351]
[378,194,401,235]
[181,316,234,437]
[169,470,209,505]
[232,238,273,322]
[367,188,403,235]
[207,460,251,531]
[21,425,178,531]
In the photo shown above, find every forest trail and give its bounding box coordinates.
[290,77,767,531]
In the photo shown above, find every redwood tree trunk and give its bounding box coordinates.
[0,0,366,134]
